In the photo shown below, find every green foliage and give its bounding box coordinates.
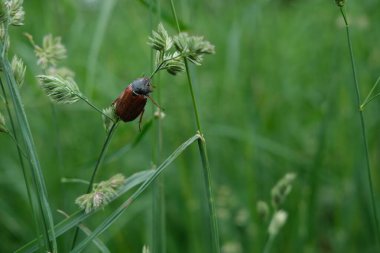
[1,0,380,253]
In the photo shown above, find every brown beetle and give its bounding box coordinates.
[113,77,160,130]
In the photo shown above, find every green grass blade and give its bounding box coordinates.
[15,169,154,253]
[0,78,44,249]
[76,224,111,253]
[0,49,58,252]
[58,210,111,253]
[71,134,200,253]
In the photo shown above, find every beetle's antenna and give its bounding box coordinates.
[147,95,163,110]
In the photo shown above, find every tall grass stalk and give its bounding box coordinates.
[0,78,43,249]
[169,1,221,252]
[338,5,380,246]
[149,0,166,252]
[70,121,119,249]
[0,48,58,252]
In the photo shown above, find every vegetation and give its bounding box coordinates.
[0,0,380,252]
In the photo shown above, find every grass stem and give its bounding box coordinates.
[0,78,43,249]
[169,1,220,252]
[339,6,380,246]
[76,93,115,122]
[262,235,274,253]
[150,2,166,252]
[70,120,119,249]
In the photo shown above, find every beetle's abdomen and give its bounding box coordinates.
[114,85,147,122]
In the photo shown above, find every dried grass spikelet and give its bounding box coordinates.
[271,173,296,209]
[11,55,26,87]
[268,210,288,236]
[26,33,67,69]
[37,75,81,104]
[4,0,25,26]
[173,32,215,65]
[162,51,185,75]
[75,174,126,213]
[335,0,345,7]
[256,200,269,221]
[148,23,173,52]
[102,105,117,132]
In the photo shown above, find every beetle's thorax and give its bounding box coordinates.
[131,77,152,96]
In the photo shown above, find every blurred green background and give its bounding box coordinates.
[1,0,380,252]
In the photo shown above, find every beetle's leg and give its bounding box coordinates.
[147,95,163,110]
[138,109,145,132]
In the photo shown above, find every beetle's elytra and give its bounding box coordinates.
[113,77,157,130]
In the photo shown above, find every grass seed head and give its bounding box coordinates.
[37,75,81,104]
[335,0,345,7]
[5,0,25,26]
[30,34,67,69]
[75,174,126,213]
[271,172,296,209]
[257,200,270,221]
[162,52,185,75]
[11,55,26,87]
[174,32,215,65]
[148,23,173,52]
[102,106,117,132]
[268,210,288,236]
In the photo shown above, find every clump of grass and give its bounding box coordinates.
[5,1,216,251]
[0,1,58,252]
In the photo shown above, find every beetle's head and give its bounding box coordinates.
[131,77,153,96]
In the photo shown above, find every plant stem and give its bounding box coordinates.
[339,6,380,245]
[1,49,58,253]
[150,2,166,252]
[76,93,115,122]
[150,53,185,78]
[262,235,275,253]
[0,78,42,248]
[169,1,220,252]
[70,120,119,249]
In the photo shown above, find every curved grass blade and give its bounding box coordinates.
[0,47,57,252]
[15,170,155,253]
[71,134,200,253]
[58,210,111,253]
